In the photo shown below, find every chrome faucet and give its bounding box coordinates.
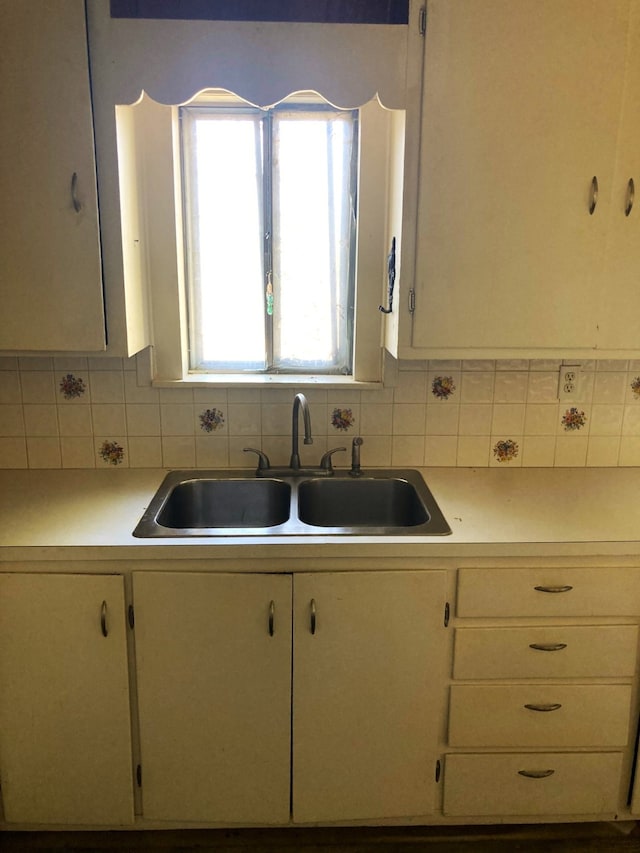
[244,392,345,476]
[290,392,313,469]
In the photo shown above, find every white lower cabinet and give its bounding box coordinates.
[132,572,292,825]
[443,753,624,817]
[0,573,134,825]
[292,571,447,822]
[1,563,638,828]
[132,570,447,825]
[445,566,640,820]
[449,684,633,748]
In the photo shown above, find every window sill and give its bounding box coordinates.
[152,374,383,390]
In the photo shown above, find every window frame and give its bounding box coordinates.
[179,97,360,376]
[115,90,403,387]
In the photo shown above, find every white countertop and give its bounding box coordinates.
[0,467,639,561]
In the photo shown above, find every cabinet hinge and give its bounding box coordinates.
[435,759,441,783]
[444,601,450,627]
[128,604,135,629]
[419,5,427,36]
[136,764,142,787]
[408,288,416,314]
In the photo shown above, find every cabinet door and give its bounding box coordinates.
[0,0,106,351]
[597,0,640,350]
[293,570,447,823]
[0,573,134,825]
[133,572,292,824]
[412,0,628,354]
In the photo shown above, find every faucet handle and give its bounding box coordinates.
[243,447,271,473]
[320,446,347,473]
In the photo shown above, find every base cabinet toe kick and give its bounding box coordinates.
[1,563,640,828]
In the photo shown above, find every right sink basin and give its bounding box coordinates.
[297,470,451,534]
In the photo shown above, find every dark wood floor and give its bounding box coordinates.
[1,823,639,853]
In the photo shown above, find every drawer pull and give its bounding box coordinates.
[534,585,573,594]
[100,600,108,637]
[524,703,562,712]
[268,600,275,636]
[589,175,598,214]
[626,177,635,216]
[529,643,567,652]
[518,769,555,779]
[310,598,317,635]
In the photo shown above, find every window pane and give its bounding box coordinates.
[272,109,356,372]
[111,1,409,24]
[183,109,266,369]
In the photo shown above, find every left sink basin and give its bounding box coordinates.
[134,472,291,536]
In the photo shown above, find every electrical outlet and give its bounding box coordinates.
[558,364,581,401]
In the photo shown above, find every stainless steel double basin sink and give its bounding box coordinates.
[133,469,451,537]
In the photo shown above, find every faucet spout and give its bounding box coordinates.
[290,392,313,469]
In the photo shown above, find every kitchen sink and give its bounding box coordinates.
[135,474,291,534]
[298,476,429,528]
[133,469,451,537]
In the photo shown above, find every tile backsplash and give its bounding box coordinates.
[2,354,640,469]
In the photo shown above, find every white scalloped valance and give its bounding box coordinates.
[87,0,410,109]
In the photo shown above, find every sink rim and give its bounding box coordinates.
[133,468,451,538]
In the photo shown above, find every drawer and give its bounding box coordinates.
[448,684,632,747]
[456,567,640,617]
[453,625,639,679]
[443,752,624,817]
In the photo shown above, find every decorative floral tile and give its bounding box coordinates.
[561,407,587,431]
[199,407,225,433]
[59,373,86,400]
[99,439,124,466]
[431,376,456,400]
[631,376,640,399]
[493,438,519,462]
[331,407,355,431]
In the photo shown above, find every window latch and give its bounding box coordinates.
[379,236,396,314]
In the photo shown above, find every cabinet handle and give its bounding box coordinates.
[625,178,635,216]
[71,172,82,213]
[534,585,573,594]
[524,703,562,712]
[310,599,317,635]
[589,175,598,214]
[100,600,108,637]
[529,643,567,652]
[268,600,275,636]
[518,769,555,779]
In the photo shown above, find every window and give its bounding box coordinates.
[110,0,410,24]
[180,97,358,374]
[115,90,405,385]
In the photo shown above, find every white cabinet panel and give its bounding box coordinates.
[449,684,633,748]
[133,572,292,824]
[0,1,106,351]
[444,752,624,817]
[456,567,640,617]
[292,570,447,823]
[453,624,639,679]
[0,573,133,825]
[394,0,640,359]
[597,0,640,350]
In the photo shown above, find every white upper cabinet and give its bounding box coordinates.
[597,0,640,350]
[391,0,640,359]
[0,0,106,352]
